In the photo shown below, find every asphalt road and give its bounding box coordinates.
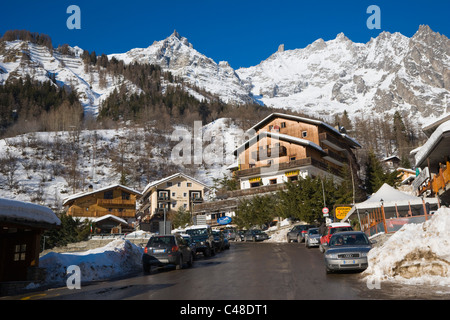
[5,242,450,301]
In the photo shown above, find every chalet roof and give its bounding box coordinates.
[233,131,326,156]
[246,112,361,148]
[63,184,142,206]
[142,173,209,195]
[0,198,61,227]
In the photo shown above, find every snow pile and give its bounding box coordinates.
[39,239,143,287]
[363,207,450,286]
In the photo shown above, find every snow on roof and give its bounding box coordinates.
[0,198,61,226]
[142,173,209,195]
[414,119,450,167]
[63,184,142,206]
[246,112,361,148]
[233,130,326,155]
[82,214,128,225]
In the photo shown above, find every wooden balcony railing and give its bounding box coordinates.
[96,199,136,207]
[67,208,136,218]
[419,161,450,196]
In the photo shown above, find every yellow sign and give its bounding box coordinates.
[249,177,261,183]
[335,206,352,219]
[285,170,299,177]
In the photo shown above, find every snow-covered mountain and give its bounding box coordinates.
[0,40,142,116]
[1,26,449,125]
[237,25,450,126]
[108,30,255,105]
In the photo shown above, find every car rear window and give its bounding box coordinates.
[330,227,353,234]
[147,236,175,247]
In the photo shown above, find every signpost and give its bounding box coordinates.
[322,207,329,217]
[335,206,352,220]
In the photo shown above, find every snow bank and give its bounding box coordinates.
[363,207,450,286]
[39,239,143,287]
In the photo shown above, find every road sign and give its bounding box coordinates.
[335,206,352,220]
[217,216,232,225]
[322,207,329,215]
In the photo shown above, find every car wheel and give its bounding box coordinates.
[143,263,151,274]
[176,255,183,270]
[187,253,193,268]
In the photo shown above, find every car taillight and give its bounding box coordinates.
[144,247,148,254]
[171,245,179,252]
[301,230,307,233]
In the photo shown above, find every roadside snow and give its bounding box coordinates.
[39,239,143,287]
[363,207,450,286]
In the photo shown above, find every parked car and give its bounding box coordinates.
[286,224,315,243]
[323,231,374,273]
[319,222,353,253]
[305,227,320,248]
[243,229,269,242]
[222,231,230,249]
[212,230,225,252]
[142,234,193,273]
[181,234,197,259]
[222,228,237,241]
[236,230,245,242]
[185,225,216,257]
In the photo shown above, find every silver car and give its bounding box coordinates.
[323,231,373,274]
[305,227,320,248]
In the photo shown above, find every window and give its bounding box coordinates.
[281,122,286,128]
[122,192,130,200]
[14,244,26,261]
[269,179,277,185]
[183,193,187,197]
[187,183,192,187]
[104,190,113,199]
[290,156,296,161]
[269,125,273,131]
[302,131,307,138]
[177,182,181,187]
[172,192,176,197]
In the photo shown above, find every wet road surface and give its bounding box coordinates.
[4,242,450,301]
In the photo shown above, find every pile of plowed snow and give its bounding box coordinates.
[363,207,450,286]
[39,239,143,287]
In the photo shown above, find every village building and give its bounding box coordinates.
[233,112,361,189]
[412,117,450,205]
[0,198,60,292]
[137,173,208,233]
[63,184,142,233]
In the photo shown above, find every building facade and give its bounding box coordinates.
[233,113,361,190]
[413,117,450,205]
[63,184,142,225]
[137,173,208,232]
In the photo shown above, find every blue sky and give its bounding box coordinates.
[1,0,449,69]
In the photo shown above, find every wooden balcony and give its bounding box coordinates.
[67,208,136,219]
[420,161,450,197]
[96,198,136,207]
[234,157,342,178]
[319,132,348,151]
